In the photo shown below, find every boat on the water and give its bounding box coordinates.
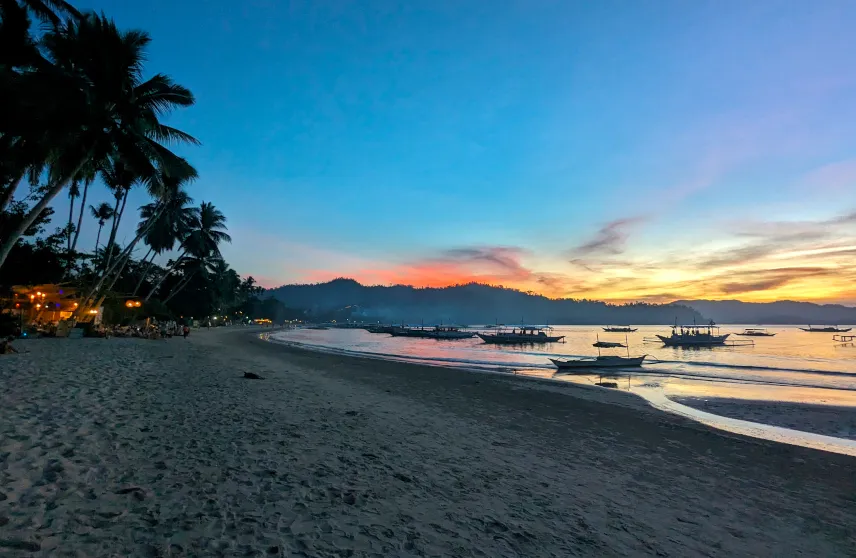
[735,328,776,337]
[422,326,475,340]
[390,326,431,338]
[477,326,565,344]
[551,355,646,370]
[602,326,637,332]
[656,323,730,347]
[800,325,852,333]
[365,325,399,334]
[593,341,626,348]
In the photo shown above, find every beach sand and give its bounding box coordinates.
[1,327,855,557]
[672,397,856,441]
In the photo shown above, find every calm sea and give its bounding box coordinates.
[269,325,856,454]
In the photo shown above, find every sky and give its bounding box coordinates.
[58,0,856,304]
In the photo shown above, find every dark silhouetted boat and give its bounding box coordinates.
[602,326,637,332]
[656,323,729,347]
[478,326,564,344]
[735,328,776,337]
[799,325,852,333]
[551,355,646,370]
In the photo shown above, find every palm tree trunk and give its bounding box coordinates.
[102,190,128,272]
[94,223,103,252]
[132,249,156,296]
[0,173,24,215]
[0,163,85,270]
[144,249,187,302]
[90,255,133,314]
[70,180,89,254]
[163,270,196,304]
[76,201,167,316]
[67,194,75,252]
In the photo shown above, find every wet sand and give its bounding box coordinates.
[1,327,855,557]
[672,397,856,440]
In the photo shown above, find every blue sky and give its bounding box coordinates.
[57,0,856,302]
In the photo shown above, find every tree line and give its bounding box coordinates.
[0,0,264,323]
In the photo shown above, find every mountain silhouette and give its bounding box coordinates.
[676,299,856,325]
[266,279,704,325]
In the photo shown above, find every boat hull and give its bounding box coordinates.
[478,333,565,344]
[422,331,475,340]
[656,334,730,346]
[602,327,637,332]
[800,328,852,333]
[550,356,646,369]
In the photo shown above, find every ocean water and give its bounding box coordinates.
[269,325,856,454]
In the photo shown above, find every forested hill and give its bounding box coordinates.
[266,279,704,324]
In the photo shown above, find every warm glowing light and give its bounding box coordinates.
[35,304,41,309]
[29,295,34,300]
[36,291,41,296]
[88,309,98,314]
[134,301,141,307]
[73,302,78,307]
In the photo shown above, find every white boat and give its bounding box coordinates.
[550,355,646,370]
[477,326,565,344]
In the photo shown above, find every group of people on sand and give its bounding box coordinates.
[95,322,190,340]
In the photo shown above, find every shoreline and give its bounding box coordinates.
[2,327,855,556]
[265,329,856,455]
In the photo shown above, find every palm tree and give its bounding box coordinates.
[131,188,195,296]
[162,253,219,305]
[145,201,231,301]
[65,179,79,252]
[0,12,199,270]
[0,0,81,212]
[11,0,81,26]
[90,202,114,252]
[69,170,94,254]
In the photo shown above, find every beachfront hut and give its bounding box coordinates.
[4,284,82,333]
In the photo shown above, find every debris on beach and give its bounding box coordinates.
[243,372,264,380]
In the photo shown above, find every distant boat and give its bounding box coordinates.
[477,326,565,344]
[602,326,637,332]
[735,328,776,337]
[800,325,852,333]
[593,341,626,348]
[422,326,475,340]
[656,323,729,347]
[551,355,646,370]
[390,326,431,338]
[365,325,399,334]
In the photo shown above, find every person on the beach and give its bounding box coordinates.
[1,335,19,354]
[183,325,190,339]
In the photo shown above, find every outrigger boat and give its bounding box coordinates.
[389,325,475,339]
[735,328,776,337]
[477,326,565,344]
[551,355,646,370]
[592,334,626,348]
[365,325,399,334]
[656,322,730,347]
[800,325,852,333]
[421,326,475,340]
[602,325,637,332]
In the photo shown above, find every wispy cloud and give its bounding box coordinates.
[570,216,647,256]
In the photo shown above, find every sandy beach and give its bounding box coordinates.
[1,327,855,557]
